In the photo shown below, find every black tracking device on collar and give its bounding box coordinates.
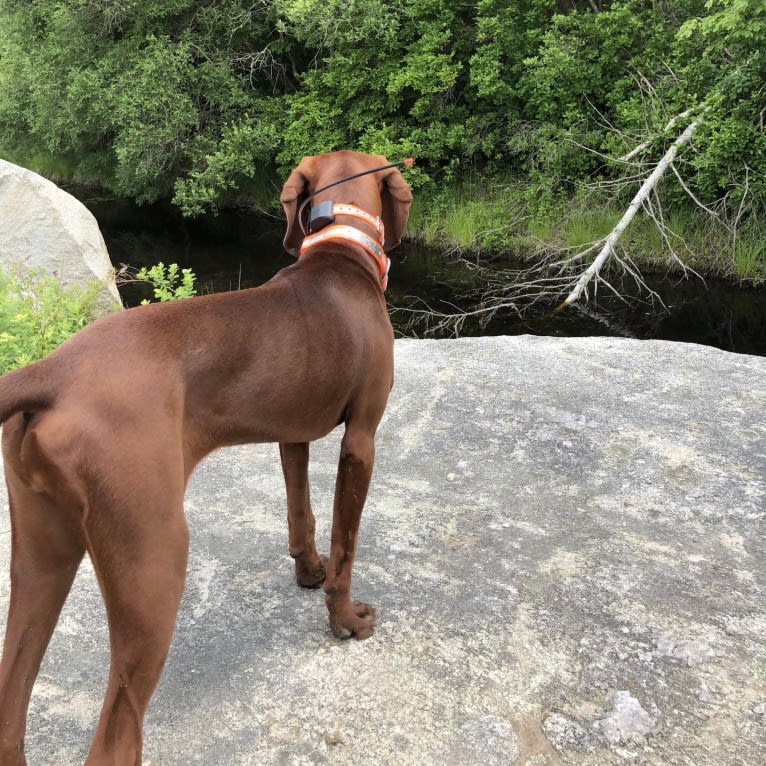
[308,200,335,233]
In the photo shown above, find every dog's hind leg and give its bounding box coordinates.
[0,467,85,766]
[83,467,189,766]
[279,442,327,588]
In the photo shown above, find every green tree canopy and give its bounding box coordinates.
[0,0,762,218]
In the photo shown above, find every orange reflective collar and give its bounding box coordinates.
[300,225,390,290]
[300,204,390,289]
[330,204,385,238]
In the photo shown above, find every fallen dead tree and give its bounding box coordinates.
[557,115,703,310]
[393,111,709,336]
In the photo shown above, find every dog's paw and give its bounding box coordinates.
[295,555,328,589]
[330,600,377,640]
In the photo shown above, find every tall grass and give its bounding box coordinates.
[733,232,766,283]
[560,208,620,249]
[0,146,80,181]
[407,182,766,285]
[406,182,527,258]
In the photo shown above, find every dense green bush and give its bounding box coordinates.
[0,269,101,372]
[0,1,762,222]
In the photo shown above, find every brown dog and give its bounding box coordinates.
[0,151,412,765]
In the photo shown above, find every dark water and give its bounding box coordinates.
[85,198,766,357]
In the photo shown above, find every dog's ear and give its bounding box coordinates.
[380,165,413,251]
[280,158,313,257]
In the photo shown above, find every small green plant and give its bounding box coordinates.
[733,238,766,282]
[135,262,197,304]
[0,268,102,373]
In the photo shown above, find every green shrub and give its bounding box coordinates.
[134,262,197,303]
[0,269,102,373]
[0,262,198,374]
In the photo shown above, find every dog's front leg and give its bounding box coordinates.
[279,442,327,588]
[324,427,377,639]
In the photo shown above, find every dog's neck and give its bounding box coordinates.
[299,203,390,290]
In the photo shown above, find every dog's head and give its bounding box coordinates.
[280,151,413,257]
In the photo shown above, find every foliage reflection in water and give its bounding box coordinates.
[86,200,766,357]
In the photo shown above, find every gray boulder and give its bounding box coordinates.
[1,336,764,765]
[0,159,121,310]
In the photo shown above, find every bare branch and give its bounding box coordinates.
[617,109,691,162]
[731,164,750,258]
[559,116,702,309]
[670,163,725,222]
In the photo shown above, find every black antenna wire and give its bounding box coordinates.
[298,158,414,236]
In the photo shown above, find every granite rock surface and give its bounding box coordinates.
[0,159,120,310]
[0,336,764,765]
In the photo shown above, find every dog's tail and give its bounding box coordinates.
[0,358,57,425]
